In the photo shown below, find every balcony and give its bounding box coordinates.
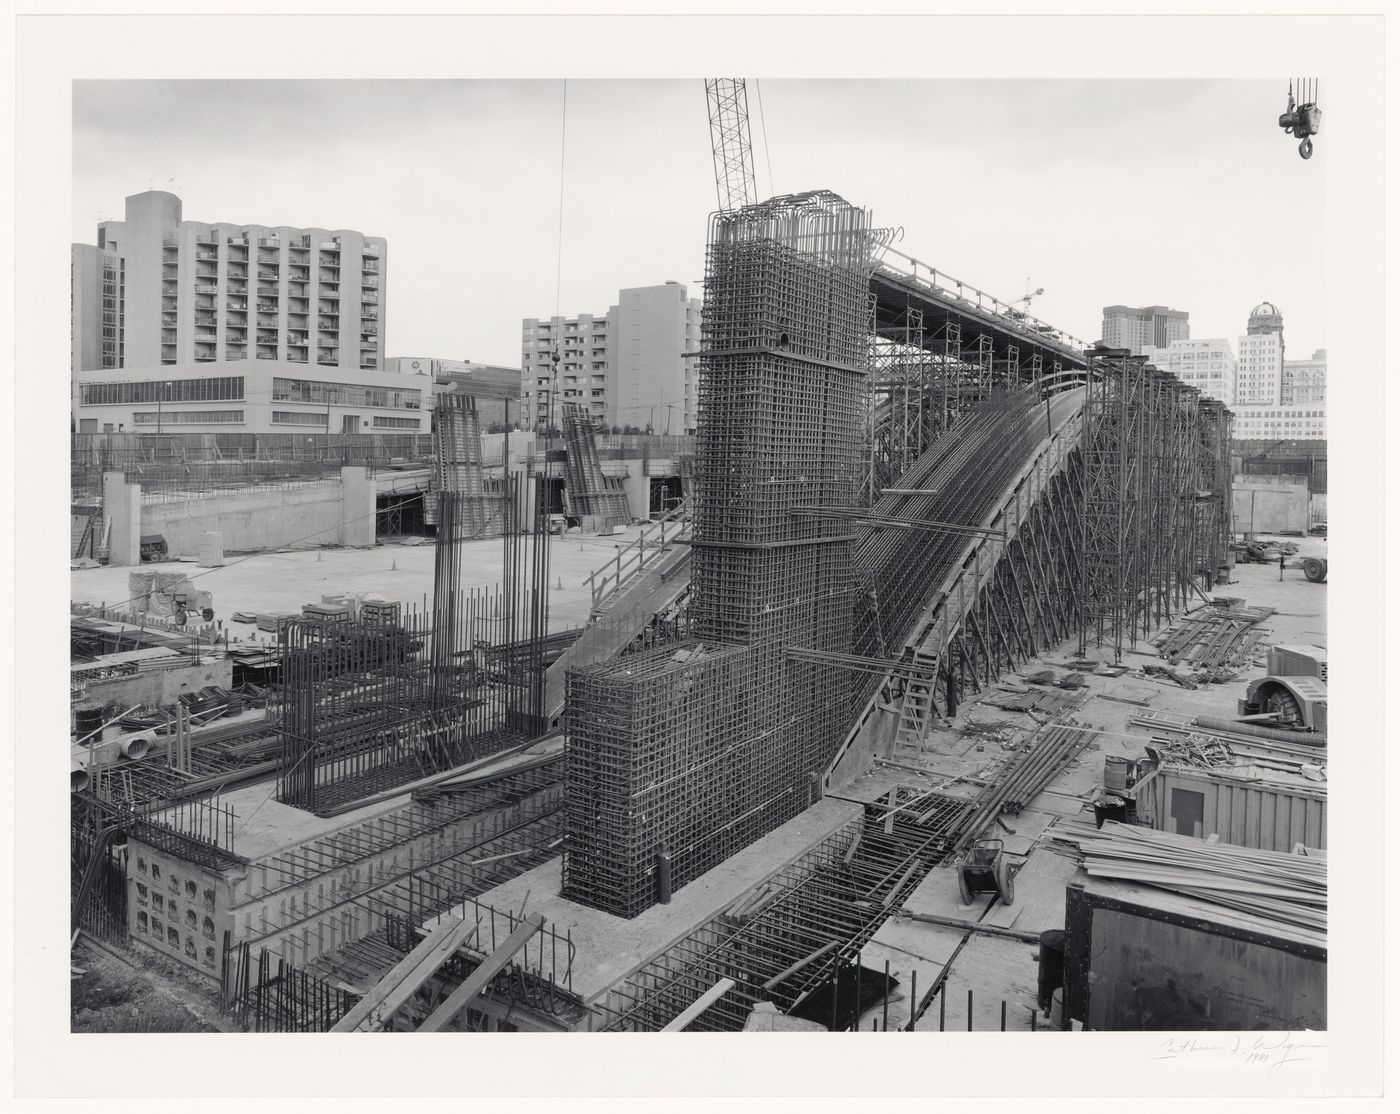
[227,235,249,247]
[361,294,379,306]
[319,241,340,250]
[257,270,280,281]
[256,301,279,313]
[195,332,218,343]
[318,307,339,318]
[194,315,217,327]
[257,333,279,345]
[360,340,378,351]
[225,301,248,313]
[163,239,178,249]
[257,346,279,360]
[161,316,179,327]
[259,237,280,248]
[194,284,218,294]
[196,232,218,245]
[361,277,379,290]
[363,241,380,257]
[362,260,380,273]
[196,251,219,261]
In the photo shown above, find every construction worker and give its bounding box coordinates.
[1279,553,1287,580]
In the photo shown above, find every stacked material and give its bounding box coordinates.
[1152,601,1275,681]
[950,720,1097,849]
[1052,819,1326,942]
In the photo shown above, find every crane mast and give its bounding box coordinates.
[705,78,758,212]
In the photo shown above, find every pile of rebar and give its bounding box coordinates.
[948,720,1097,851]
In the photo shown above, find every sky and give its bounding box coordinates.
[72,78,1326,367]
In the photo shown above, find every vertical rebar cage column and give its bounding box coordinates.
[562,191,895,918]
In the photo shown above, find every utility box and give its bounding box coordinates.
[1062,871,1326,1031]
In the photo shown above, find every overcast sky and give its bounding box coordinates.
[72,78,1326,367]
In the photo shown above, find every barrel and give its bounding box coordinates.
[1037,929,1067,1012]
[1103,756,1130,793]
[73,706,104,741]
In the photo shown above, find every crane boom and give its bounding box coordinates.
[705,78,758,212]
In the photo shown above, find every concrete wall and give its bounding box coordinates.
[141,472,376,555]
[126,841,227,980]
[1233,480,1309,535]
[75,656,234,713]
[102,472,141,566]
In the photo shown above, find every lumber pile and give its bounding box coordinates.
[1051,820,1326,942]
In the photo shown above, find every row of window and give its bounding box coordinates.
[372,416,421,429]
[131,410,244,425]
[271,377,421,410]
[80,376,245,406]
[271,410,328,426]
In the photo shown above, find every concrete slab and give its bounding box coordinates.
[70,522,670,641]
[450,797,863,1003]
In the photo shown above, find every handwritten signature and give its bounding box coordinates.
[1153,1033,1326,1076]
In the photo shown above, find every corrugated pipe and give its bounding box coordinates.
[1193,715,1326,748]
[119,731,156,760]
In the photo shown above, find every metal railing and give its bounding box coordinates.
[580,498,692,611]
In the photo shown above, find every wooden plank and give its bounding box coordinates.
[415,914,545,1033]
[660,977,737,1032]
[762,941,838,992]
[329,914,474,1032]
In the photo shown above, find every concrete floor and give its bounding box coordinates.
[70,524,668,644]
[846,549,1327,1030]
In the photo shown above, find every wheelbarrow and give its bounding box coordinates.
[957,838,1014,906]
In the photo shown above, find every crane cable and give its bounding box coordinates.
[754,78,775,198]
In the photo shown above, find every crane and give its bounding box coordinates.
[1007,279,1044,321]
[705,79,758,212]
[1278,78,1322,160]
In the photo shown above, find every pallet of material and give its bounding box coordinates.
[302,603,351,622]
[255,612,296,633]
[1050,819,1326,940]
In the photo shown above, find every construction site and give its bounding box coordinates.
[68,81,1328,1038]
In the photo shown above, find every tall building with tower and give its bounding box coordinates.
[1101,304,1190,355]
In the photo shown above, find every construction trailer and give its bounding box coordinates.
[1130,758,1326,852]
[1062,871,1326,1031]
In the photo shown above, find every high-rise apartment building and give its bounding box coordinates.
[72,191,426,434]
[521,282,702,434]
[1101,304,1189,354]
[1142,338,1236,406]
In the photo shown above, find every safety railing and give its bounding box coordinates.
[580,498,692,612]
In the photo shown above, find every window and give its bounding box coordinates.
[136,912,148,933]
[81,377,245,406]
[132,410,244,425]
[271,410,328,426]
[271,377,421,410]
[372,416,421,429]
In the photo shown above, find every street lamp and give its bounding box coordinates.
[156,380,173,434]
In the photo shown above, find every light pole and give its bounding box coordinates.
[157,380,172,434]
[325,386,336,446]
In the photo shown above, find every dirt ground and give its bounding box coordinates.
[70,939,232,1033]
